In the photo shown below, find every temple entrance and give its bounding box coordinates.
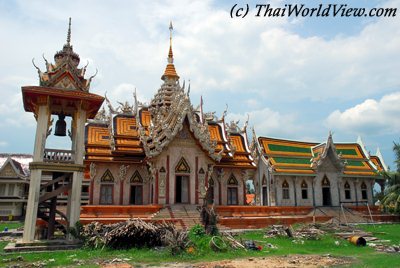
[175,175,189,203]
[262,186,268,205]
[130,185,143,205]
[322,187,331,206]
[322,176,332,206]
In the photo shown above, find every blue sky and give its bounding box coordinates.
[0,0,399,169]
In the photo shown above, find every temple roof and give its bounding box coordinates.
[0,154,32,181]
[258,135,384,177]
[85,105,255,169]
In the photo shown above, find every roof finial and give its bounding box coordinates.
[168,21,174,64]
[161,21,179,81]
[67,17,72,46]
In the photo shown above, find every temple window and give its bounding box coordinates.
[262,175,268,205]
[344,181,351,200]
[100,169,114,205]
[0,184,6,196]
[301,180,308,199]
[361,182,368,200]
[227,174,238,205]
[282,180,290,200]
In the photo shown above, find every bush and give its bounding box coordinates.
[189,224,206,239]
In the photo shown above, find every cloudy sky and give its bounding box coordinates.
[0,0,399,169]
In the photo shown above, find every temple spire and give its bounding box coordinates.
[67,17,72,46]
[168,21,173,63]
[161,21,179,81]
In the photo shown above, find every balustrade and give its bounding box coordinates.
[43,149,75,163]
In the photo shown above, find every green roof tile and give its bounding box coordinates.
[346,160,365,167]
[273,157,311,165]
[268,144,311,154]
[337,148,358,156]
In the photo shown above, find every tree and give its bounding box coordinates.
[381,141,400,213]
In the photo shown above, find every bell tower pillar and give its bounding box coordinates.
[23,101,50,241]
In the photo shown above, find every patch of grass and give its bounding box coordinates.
[0,221,23,231]
[358,223,400,244]
[1,224,400,267]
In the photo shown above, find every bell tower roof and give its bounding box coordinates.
[161,22,179,81]
[54,18,80,66]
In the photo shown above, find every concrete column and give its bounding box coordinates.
[23,105,48,242]
[67,108,86,235]
[68,171,83,231]
[22,169,42,242]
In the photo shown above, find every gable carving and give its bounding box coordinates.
[130,170,143,183]
[101,169,114,182]
[0,163,17,177]
[175,157,190,173]
[228,174,238,185]
[322,176,330,186]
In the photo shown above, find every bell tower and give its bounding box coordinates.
[21,18,104,243]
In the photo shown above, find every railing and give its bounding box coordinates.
[43,149,75,163]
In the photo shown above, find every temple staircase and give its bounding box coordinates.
[153,205,202,230]
[310,207,366,224]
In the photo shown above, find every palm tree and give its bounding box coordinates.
[381,141,400,213]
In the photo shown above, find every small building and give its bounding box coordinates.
[253,134,386,207]
[0,154,32,220]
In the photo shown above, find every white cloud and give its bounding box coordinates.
[227,107,303,138]
[325,92,400,135]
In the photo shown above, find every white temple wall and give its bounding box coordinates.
[295,176,314,206]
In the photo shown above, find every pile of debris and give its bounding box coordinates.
[264,225,292,238]
[264,224,325,240]
[295,224,326,240]
[80,219,188,252]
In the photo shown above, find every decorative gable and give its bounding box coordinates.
[130,170,143,183]
[175,157,190,173]
[0,162,17,177]
[101,169,114,182]
[322,176,330,186]
[228,174,238,185]
[54,74,78,90]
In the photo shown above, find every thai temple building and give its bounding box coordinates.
[83,23,386,209]
[254,135,387,208]
[0,154,32,220]
[84,24,256,207]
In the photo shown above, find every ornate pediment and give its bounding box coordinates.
[0,162,17,177]
[130,170,143,183]
[175,157,190,173]
[100,169,114,182]
[140,80,219,161]
[228,174,238,185]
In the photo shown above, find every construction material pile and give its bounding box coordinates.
[295,224,326,240]
[264,224,325,240]
[80,219,187,251]
[264,225,291,238]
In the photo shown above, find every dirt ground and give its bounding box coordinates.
[102,255,354,268]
